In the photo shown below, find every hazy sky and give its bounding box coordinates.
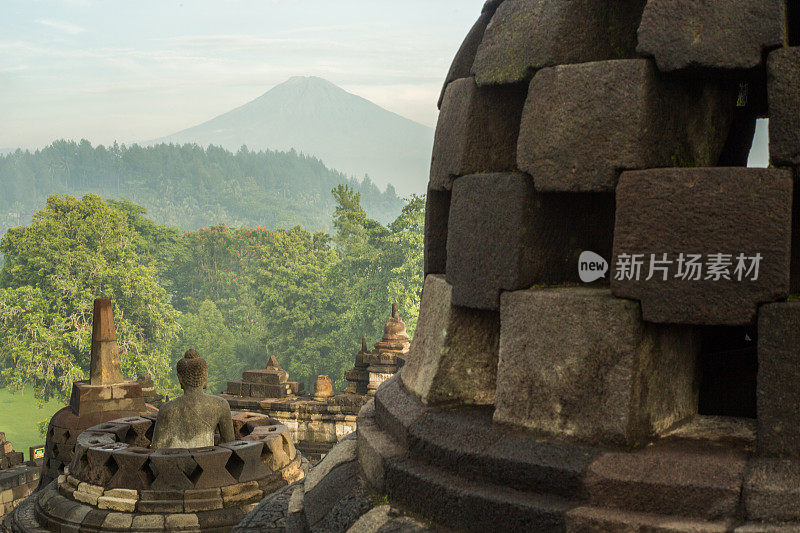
[0,0,769,166]
[1,0,485,150]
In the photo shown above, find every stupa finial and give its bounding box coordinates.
[89,298,124,385]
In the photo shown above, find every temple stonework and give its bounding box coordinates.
[39,299,151,489]
[225,355,302,400]
[0,434,40,522]
[344,303,410,395]
[235,1,800,531]
[5,320,306,532]
[223,305,408,462]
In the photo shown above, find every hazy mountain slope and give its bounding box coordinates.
[0,141,406,245]
[152,77,434,194]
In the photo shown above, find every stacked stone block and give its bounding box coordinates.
[40,299,152,490]
[637,0,786,71]
[611,168,793,325]
[517,59,737,191]
[7,412,303,532]
[388,0,800,529]
[470,0,646,85]
[494,288,699,446]
[225,355,301,400]
[0,465,39,521]
[0,435,39,522]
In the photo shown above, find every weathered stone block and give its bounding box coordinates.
[768,47,800,167]
[446,173,534,309]
[494,288,699,446]
[149,448,196,490]
[430,78,526,191]
[743,457,800,522]
[107,446,154,491]
[423,188,450,276]
[97,494,136,512]
[637,0,785,71]
[242,370,281,385]
[221,440,267,482]
[101,511,133,530]
[221,481,261,507]
[190,446,235,488]
[612,168,793,325]
[401,275,499,405]
[184,493,223,512]
[164,512,200,530]
[132,513,165,530]
[757,303,800,457]
[118,416,152,447]
[197,506,246,530]
[227,380,243,396]
[84,442,126,486]
[437,6,497,109]
[111,381,142,400]
[446,173,616,309]
[586,446,747,519]
[517,59,737,191]
[81,508,110,530]
[566,506,732,532]
[138,489,184,513]
[73,482,103,506]
[471,0,645,85]
[249,382,285,398]
[70,382,112,406]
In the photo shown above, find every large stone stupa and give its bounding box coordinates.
[237,1,800,531]
[38,299,152,490]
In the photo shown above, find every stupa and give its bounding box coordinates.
[223,306,410,462]
[237,1,800,531]
[5,351,306,532]
[225,355,301,400]
[343,304,411,395]
[38,299,152,489]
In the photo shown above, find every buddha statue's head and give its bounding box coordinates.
[177,349,207,392]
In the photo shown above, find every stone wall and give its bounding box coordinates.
[226,397,360,463]
[0,465,39,521]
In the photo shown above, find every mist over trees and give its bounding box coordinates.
[0,140,405,244]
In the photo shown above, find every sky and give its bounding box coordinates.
[0,0,769,166]
[0,0,485,150]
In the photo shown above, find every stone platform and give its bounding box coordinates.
[352,376,799,532]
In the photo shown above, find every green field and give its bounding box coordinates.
[0,388,62,457]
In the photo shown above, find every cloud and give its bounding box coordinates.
[37,19,85,35]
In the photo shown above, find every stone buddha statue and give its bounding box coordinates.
[150,349,235,449]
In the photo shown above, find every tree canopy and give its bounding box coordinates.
[0,140,406,246]
[0,188,424,401]
[0,195,179,400]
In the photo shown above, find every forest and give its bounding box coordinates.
[0,140,406,242]
[0,186,423,405]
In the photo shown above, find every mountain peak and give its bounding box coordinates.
[154,77,434,194]
[283,75,333,85]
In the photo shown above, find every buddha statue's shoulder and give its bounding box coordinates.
[202,392,231,411]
